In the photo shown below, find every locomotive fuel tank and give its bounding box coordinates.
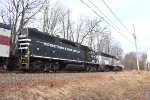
[65,64,85,71]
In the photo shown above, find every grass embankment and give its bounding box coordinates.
[1,71,150,100]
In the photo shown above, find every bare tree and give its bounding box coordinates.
[123,52,146,70]
[109,41,123,59]
[60,9,74,40]
[43,1,62,35]
[80,18,101,44]
[73,17,104,45]
[42,1,74,41]
[95,27,123,59]
[139,52,147,70]
[123,52,137,70]
[75,16,87,43]
[96,30,111,53]
[0,0,45,55]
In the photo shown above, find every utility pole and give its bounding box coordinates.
[133,24,140,74]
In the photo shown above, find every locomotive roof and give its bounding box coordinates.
[96,52,119,59]
[26,28,93,51]
[27,28,78,46]
[27,28,56,38]
[0,23,11,30]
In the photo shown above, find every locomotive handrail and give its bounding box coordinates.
[18,39,31,42]
[18,43,31,45]
[18,35,27,38]
[18,47,28,49]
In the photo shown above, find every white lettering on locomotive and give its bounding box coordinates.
[37,41,80,53]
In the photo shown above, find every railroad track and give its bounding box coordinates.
[0,69,102,74]
[0,70,22,74]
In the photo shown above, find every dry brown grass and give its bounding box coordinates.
[1,71,150,100]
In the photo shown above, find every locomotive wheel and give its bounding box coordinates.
[97,66,103,72]
[86,65,90,72]
[44,63,51,72]
[31,62,37,71]
[86,65,97,72]
[52,62,59,72]
[92,67,97,72]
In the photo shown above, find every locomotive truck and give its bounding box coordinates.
[0,23,123,72]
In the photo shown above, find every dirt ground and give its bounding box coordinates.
[0,71,150,100]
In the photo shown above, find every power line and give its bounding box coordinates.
[80,0,134,44]
[85,0,145,53]
[100,0,145,53]
[88,0,127,37]
[82,0,145,53]
[137,40,145,53]
[132,25,145,53]
[101,0,133,35]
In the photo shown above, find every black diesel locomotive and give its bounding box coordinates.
[18,28,100,72]
[0,23,123,72]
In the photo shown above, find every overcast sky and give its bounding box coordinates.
[62,0,150,54]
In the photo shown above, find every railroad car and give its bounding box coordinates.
[96,52,123,71]
[0,23,11,68]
